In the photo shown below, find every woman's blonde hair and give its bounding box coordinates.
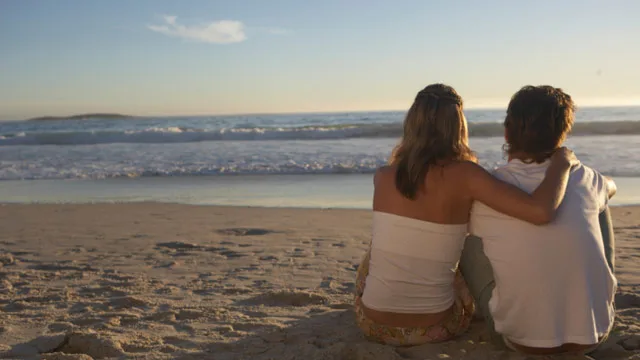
[391,84,476,199]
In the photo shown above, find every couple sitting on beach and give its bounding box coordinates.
[354,84,617,356]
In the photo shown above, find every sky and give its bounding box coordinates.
[1,0,640,120]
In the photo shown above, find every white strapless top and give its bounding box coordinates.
[361,211,468,313]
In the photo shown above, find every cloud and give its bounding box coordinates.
[148,15,246,44]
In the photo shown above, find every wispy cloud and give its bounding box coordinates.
[148,15,246,44]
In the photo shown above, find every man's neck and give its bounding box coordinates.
[508,152,531,162]
[507,152,550,163]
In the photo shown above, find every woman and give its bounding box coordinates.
[354,84,576,346]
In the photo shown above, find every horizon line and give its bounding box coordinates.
[4,103,640,122]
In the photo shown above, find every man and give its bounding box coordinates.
[461,85,617,356]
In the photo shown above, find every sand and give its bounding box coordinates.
[0,203,638,360]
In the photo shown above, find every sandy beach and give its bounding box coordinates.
[0,203,638,360]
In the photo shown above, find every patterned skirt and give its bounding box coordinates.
[354,249,475,346]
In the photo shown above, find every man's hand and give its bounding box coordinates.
[550,147,579,168]
[604,176,617,199]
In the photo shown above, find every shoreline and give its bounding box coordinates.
[2,200,640,210]
[2,174,640,209]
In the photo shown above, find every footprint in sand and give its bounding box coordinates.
[312,238,331,242]
[619,334,640,351]
[231,322,282,333]
[221,286,253,295]
[239,290,328,307]
[176,309,204,321]
[319,277,335,289]
[39,353,94,360]
[162,336,201,349]
[8,332,126,359]
[11,251,34,256]
[615,292,640,309]
[156,241,203,250]
[144,310,178,324]
[68,246,87,254]
[155,241,246,259]
[98,279,136,289]
[121,342,154,354]
[329,303,353,310]
[29,263,96,272]
[48,322,76,333]
[108,295,149,309]
[308,308,327,315]
[339,281,355,293]
[618,225,640,230]
[60,332,125,359]
[217,228,275,236]
[0,281,12,295]
[155,260,181,269]
[241,309,270,318]
[117,314,141,326]
[3,301,30,312]
[252,280,271,288]
[70,317,105,327]
[155,285,183,295]
[0,253,15,267]
[218,249,247,259]
[7,334,67,357]
[173,323,196,334]
[69,302,108,314]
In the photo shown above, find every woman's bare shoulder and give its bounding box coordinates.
[442,160,483,175]
[433,161,487,194]
[376,165,395,175]
[374,165,395,184]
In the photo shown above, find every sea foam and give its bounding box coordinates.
[2,121,640,146]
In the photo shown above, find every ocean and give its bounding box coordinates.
[1,107,640,207]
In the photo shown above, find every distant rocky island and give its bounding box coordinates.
[27,113,135,121]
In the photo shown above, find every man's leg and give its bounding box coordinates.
[599,207,615,273]
[585,207,616,356]
[460,211,615,353]
[459,235,504,347]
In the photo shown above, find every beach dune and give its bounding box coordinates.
[0,204,639,359]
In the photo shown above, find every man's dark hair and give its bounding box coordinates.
[504,85,575,163]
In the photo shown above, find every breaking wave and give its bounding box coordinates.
[2,121,640,146]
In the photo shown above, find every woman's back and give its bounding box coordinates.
[373,163,472,225]
[361,164,472,327]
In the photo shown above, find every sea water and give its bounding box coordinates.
[1,107,640,207]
